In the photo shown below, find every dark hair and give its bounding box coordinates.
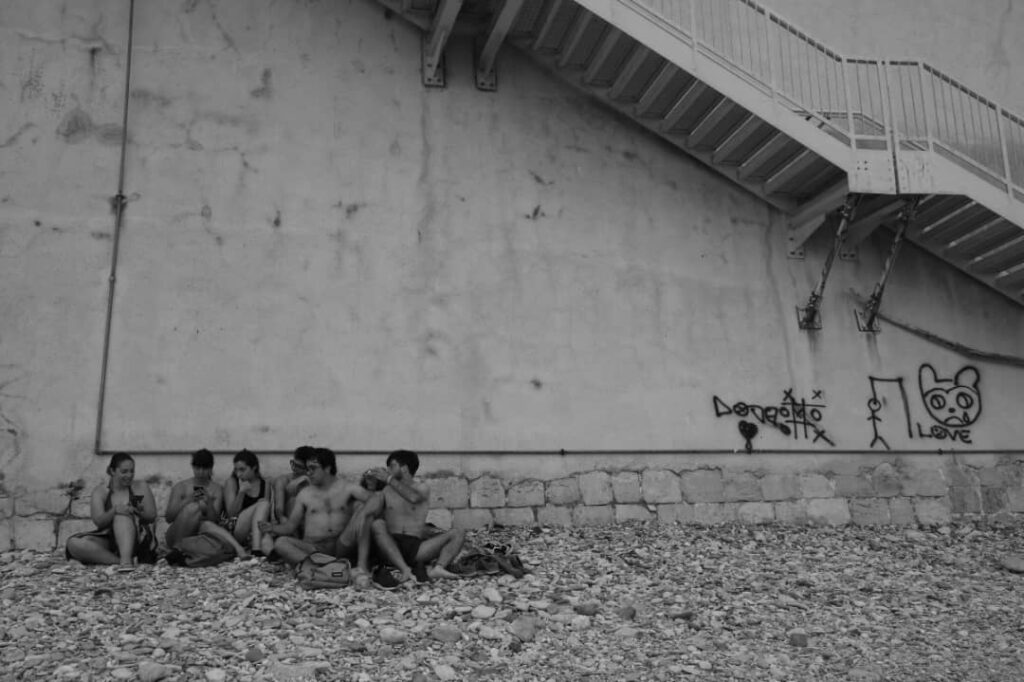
[233,449,261,478]
[191,448,214,469]
[312,448,337,475]
[293,445,316,462]
[386,449,419,476]
[107,452,135,475]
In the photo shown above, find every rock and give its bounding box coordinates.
[205,668,226,681]
[482,587,503,603]
[787,628,809,647]
[999,554,1024,573]
[110,669,133,680]
[905,530,928,543]
[470,605,496,619]
[380,627,407,645]
[570,615,591,630]
[244,647,265,662]
[574,602,600,616]
[509,617,538,642]
[614,627,640,639]
[138,662,171,682]
[431,625,463,643]
[433,664,458,681]
[616,605,638,621]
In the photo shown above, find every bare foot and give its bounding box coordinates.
[426,564,459,580]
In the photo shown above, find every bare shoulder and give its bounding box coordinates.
[90,483,109,499]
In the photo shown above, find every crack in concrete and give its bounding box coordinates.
[0,123,35,149]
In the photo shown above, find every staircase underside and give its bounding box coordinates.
[374,0,1024,309]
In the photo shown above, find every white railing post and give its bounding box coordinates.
[842,56,854,150]
[917,62,934,154]
[996,106,1013,197]
[764,8,777,103]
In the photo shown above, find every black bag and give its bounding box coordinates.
[165,532,236,568]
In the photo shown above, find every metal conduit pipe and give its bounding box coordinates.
[94,0,136,455]
[98,449,1024,456]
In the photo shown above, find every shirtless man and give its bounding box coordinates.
[365,449,465,585]
[164,448,248,558]
[259,448,374,585]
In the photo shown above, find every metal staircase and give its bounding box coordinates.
[373,0,1024,311]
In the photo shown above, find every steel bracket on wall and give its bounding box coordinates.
[421,0,464,87]
[855,196,922,332]
[474,0,523,91]
[796,193,861,330]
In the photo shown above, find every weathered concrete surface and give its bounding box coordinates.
[1,0,1023,547]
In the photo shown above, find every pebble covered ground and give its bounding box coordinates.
[2,522,1023,681]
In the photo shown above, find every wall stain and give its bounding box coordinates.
[89,231,111,241]
[130,88,173,108]
[529,170,553,186]
[20,70,42,102]
[56,107,93,143]
[250,68,273,98]
[0,123,34,149]
[271,210,282,229]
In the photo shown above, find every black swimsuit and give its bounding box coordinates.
[239,479,266,511]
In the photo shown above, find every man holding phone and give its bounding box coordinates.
[164,448,248,558]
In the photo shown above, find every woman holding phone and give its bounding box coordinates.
[65,452,158,571]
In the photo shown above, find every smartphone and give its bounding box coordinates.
[129,493,143,509]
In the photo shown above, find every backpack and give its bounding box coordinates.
[165,532,237,568]
[296,553,351,589]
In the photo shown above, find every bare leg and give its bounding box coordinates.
[416,529,466,579]
[336,502,374,574]
[233,504,259,545]
[273,536,318,566]
[66,536,119,565]
[198,520,249,558]
[165,502,204,549]
[112,515,137,567]
[370,519,415,583]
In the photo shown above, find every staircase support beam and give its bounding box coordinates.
[856,198,922,332]
[661,80,707,132]
[763,149,818,195]
[421,0,464,87]
[582,26,624,85]
[475,0,525,90]
[608,46,650,100]
[635,62,679,117]
[557,6,596,68]
[736,132,789,180]
[796,193,862,330]
[686,98,732,148]
[711,114,762,164]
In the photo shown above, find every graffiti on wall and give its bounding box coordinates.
[866,364,982,449]
[713,389,834,451]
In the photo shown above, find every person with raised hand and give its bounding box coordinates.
[65,452,158,571]
[164,448,249,559]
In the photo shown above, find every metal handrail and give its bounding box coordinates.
[629,0,1024,200]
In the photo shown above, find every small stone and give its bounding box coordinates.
[245,647,265,662]
[616,605,637,621]
[570,615,591,630]
[999,554,1024,573]
[509,616,538,642]
[433,664,458,681]
[574,602,600,616]
[205,668,226,682]
[380,627,407,645]
[482,587,503,603]
[479,625,503,640]
[471,605,496,619]
[431,625,463,643]
[788,628,809,647]
[139,662,171,682]
[614,627,640,638]
[667,607,694,620]
[110,669,133,680]
[905,530,928,543]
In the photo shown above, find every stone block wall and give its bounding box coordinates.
[2,457,1024,551]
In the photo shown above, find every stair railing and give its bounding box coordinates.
[628,0,1024,202]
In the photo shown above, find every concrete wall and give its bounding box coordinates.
[2,0,1024,551]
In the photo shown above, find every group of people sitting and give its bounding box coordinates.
[65,447,466,589]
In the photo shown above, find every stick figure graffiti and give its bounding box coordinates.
[866,376,913,450]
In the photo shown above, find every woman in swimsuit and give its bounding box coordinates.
[65,452,158,571]
[222,449,271,554]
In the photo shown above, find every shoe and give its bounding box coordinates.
[372,564,402,590]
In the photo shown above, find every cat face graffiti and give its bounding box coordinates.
[918,364,981,427]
